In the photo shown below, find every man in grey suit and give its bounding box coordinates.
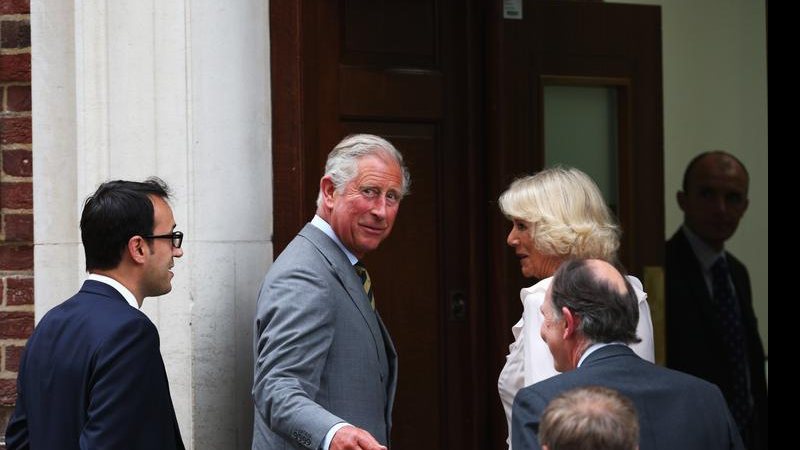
[252,134,409,450]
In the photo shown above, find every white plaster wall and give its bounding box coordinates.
[31,0,272,448]
[613,0,768,359]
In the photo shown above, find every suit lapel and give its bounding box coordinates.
[299,224,389,364]
[674,230,727,340]
[727,252,753,321]
[726,252,762,361]
[376,311,398,429]
[376,312,397,359]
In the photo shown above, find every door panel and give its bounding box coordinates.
[339,67,444,120]
[344,123,442,448]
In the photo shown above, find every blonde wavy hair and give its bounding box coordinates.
[498,166,620,260]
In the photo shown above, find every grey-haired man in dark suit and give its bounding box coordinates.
[512,258,744,450]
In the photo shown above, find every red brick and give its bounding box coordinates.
[1,20,31,49]
[0,53,30,82]
[0,378,17,405]
[4,345,25,372]
[0,0,30,15]
[2,149,32,176]
[5,276,33,305]
[0,117,32,144]
[0,245,32,271]
[5,85,31,112]
[0,312,33,340]
[0,182,32,209]
[3,214,32,242]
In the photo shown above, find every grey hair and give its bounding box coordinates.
[550,258,640,345]
[316,134,411,207]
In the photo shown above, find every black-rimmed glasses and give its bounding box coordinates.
[143,231,184,249]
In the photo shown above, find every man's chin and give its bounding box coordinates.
[156,285,173,297]
[358,236,386,251]
[706,230,735,243]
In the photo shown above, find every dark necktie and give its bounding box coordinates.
[710,256,751,432]
[354,262,375,310]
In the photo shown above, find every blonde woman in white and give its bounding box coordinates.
[496,167,654,449]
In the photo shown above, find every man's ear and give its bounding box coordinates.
[127,236,147,264]
[562,306,578,339]
[320,176,337,208]
[676,190,686,212]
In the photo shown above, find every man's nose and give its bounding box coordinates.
[371,196,387,218]
[711,194,728,213]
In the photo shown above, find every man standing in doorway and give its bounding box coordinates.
[666,151,768,449]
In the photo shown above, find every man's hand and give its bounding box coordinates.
[330,425,387,450]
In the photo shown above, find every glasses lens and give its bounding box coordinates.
[173,231,184,249]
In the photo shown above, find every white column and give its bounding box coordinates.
[188,0,271,447]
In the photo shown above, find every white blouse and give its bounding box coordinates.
[497,275,655,449]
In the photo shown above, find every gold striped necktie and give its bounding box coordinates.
[353,262,375,310]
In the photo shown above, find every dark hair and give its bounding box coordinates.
[80,177,171,271]
[682,150,749,192]
[550,259,640,344]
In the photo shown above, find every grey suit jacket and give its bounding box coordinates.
[252,224,397,450]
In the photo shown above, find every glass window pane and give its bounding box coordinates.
[543,85,618,212]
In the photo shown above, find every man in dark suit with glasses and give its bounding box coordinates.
[5,177,186,449]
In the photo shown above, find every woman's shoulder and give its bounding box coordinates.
[625,274,648,302]
[521,276,552,295]
[520,277,553,306]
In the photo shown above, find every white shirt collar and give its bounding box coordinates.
[682,225,726,271]
[87,273,140,309]
[310,215,359,265]
[578,342,624,367]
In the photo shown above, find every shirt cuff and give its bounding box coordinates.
[322,422,350,450]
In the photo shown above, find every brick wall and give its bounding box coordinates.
[0,0,32,443]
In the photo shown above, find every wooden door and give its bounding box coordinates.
[271,1,486,449]
[487,2,664,447]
